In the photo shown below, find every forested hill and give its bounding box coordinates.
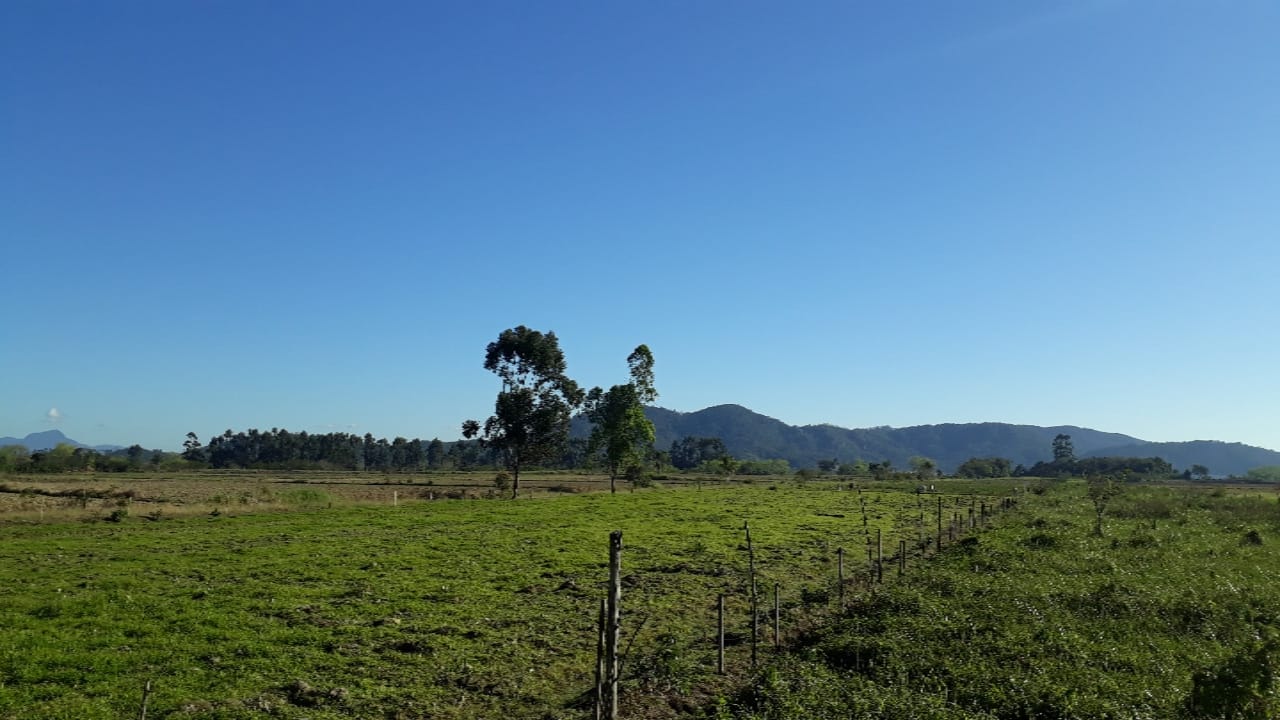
[1082,440,1280,477]
[611,404,1279,475]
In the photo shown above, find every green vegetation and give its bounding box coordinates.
[1247,466,1280,483]
[3,480,974,719]
[955,457,1014,479]
[1052,432,1075,462]
[670,436,731,471]
[0,442,186,474]
[721,482,1280,719]
[585,345,658,494]
[3,475,1278,718]
[463,326,586,497]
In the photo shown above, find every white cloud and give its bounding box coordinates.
[46,407,62,424]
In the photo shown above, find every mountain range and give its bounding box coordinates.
[0,430,124,453]
[5,409,1277,476]
[583,404,1278,476]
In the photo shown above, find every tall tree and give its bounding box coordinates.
[426,438,445,469]
[585,345,658,494]
[462,326,583,498]
[182,432,206,464]
[909,456,938,480]
[1086,473,1124,537]
[125,444,145,470]
[1052,433,1075,463]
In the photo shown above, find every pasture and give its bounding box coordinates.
[724,483,1280,719]
[3,476,1275,719]
[0,475,990,719]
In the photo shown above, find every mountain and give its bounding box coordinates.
[574,404,1278,476]
[1082,440,1280,478]
[0,430,124,452]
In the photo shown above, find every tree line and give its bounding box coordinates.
[0,443,174,474]
[178,429,493,471]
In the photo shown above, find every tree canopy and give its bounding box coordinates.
[670,436,729,470]
[956,456,1014,479]
[463,326,584,497]
[585,345,657,494]
[1246,466,1280,483]
[1052,433,1076,462]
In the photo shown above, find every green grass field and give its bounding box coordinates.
[1,478,994,719]
[3,478,1275,719]
[722,483,1280,719]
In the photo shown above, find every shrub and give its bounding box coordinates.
[1025,533,1058,549]
[625,465,653,489]
[1185,630,1280,719]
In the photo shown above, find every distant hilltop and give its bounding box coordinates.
[6,408,1277,476]
[575,404,1279,476]
[0,429,124,453]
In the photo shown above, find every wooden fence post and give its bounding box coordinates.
[744,521,758,669]
[773,582,781,649]
[605,531,622,720]
[898,539,906,576]
[837,547,845,606]
[138,679,152,720]
[876,527,883,583]
[936,496,943,550]
[717,593,725,675]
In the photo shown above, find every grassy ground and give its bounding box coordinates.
[0,477,1004,719]
[0,469,645,521]
[720,482,1280,719]
[13,476,1266,720]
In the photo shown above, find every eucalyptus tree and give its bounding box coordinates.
[909,456,938,480]
[462,326,584,498]
[1052,433,1075,463]
[585,345,657,494]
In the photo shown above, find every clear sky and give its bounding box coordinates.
[2,1,1277,452]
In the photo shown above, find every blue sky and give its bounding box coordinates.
[2,1,1277,452]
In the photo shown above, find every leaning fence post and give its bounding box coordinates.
[138,679,152,720]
